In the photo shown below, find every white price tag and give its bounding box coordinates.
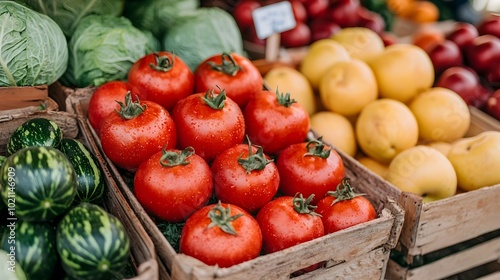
[252,1,297,40]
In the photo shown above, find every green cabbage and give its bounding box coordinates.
[61,15,160,88]
[162,7,244,72]
[14,0,124,38]
[0,1,68,87]
[123,0,199,39]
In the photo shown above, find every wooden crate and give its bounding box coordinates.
[371,107,500,279]
[0,108,160,280]
[66,88,405,280]
[0,82,86,155]
[0,85,50,111]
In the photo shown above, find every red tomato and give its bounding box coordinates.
[180,202,263,268]
[280,21,312,48]
[127,51,194,111]
[87,80,130,135]
[256,194,324,254]
[276,137,345,204]
[172,90,245,163]
[316,178,377,234]
[244,89,310,155]
[134,147,213,222]
[100,92,177,172]
[232,0,261,30]
[211,141,279,214]
[329,0,361,28]
[194,52,263,108]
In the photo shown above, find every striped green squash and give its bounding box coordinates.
[7,118,63,155]
[57,203,130,280]
[59,139,105,203]
[0,221,57,280]
[0,146,77,221]
[0,155,6,167]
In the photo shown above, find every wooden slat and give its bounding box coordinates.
[386,237,500,280]
[171,212,394,280]
[0,85,48,110]
[411,185,500,256]
[467,107,500,135]
[477,271,500,280]
[285,247,389,280]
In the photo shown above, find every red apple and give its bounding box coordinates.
[290,0,308,23]
[380,32,398,47]
[309,18,341,42]
[465,35,500,74]
[356,7,385,34]
[300,0,329,18]
[485,58,500,88]
[329,0,360,28]
[425,39,463,75]
[486,89,500,120]
[477,15,500,38]
[446,22,478,51]
[232,0,261,30]
[280,21,311,48]
[435,66,491,108]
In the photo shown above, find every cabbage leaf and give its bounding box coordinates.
[0,1,68,87]
[123,0,199,39]
[61,15,159,88]
[162,7,244,72]
[14,0,124,38]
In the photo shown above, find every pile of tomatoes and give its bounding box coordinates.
[87,51,377,271]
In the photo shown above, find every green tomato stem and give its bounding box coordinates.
[207,53,243,77]
[159,147,195,167]
[293,193,321,217]
[327,178,366,205]
[207,201,243,235]
[238,136,273,173]
[304,136,331,159]
[202,88,226,110]
[149,52,174,72]
[275,88,297,108]
[115,92,146,120]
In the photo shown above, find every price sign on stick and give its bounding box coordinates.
[252,1,296,62]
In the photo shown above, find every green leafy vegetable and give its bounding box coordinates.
[0,1,68,87]
[123,0,199,39]
[156,222,184,252]
[162,7,245,72]
[14,0,124,38]
[61,15,160,88]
